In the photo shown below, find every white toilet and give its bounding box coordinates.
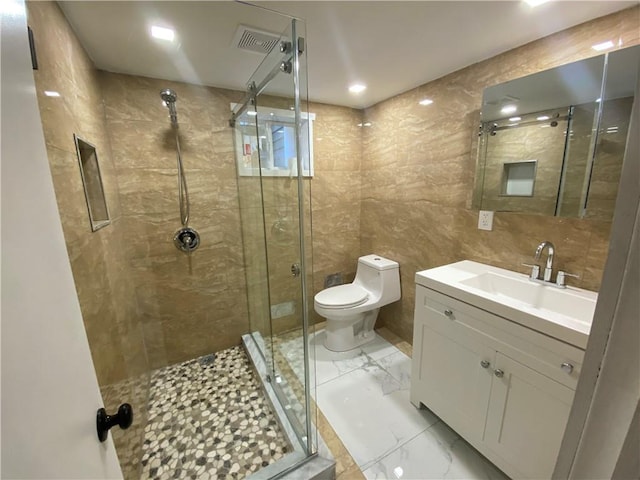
[314,254,401,352]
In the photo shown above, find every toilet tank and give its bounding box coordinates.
[354,254,401,303]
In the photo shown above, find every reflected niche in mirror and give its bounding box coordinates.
[74,134,110,231]
[473,45,639,220]
[232,104,315,177]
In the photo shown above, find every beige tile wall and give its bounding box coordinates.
[28,0,149,392]
[361,6,640,344]
[99,72,250,368]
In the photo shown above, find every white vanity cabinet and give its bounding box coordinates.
[410,285,585,480]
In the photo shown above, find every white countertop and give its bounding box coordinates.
[415,260,598,350]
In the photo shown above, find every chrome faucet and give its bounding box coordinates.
[534,241,555,282]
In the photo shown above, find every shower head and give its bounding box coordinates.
[160,88,178,126]
[160,88,177,104]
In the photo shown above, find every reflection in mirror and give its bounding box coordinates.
[473,45,639,219]
[233,104,315,177]
[563,46,638,220]
[74,134,110,231]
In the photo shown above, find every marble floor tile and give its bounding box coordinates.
[316,361,439,470]
[280,329,397,387]
[362,421,509,480]
[358,334,399,361]
[375,351,412,390]
[277,328,511,480]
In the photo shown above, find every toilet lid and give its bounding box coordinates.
[315,284,369,308]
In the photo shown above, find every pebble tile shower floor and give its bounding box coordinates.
[140,346,289,479]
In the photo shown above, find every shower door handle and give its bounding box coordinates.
[291,263,301,277]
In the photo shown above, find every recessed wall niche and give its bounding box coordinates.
[502,160,537,196]
[74,134,110,231]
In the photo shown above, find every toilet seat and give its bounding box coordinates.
[315,284,368,309]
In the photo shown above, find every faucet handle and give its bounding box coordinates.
[522,263,540,280]
[556,270,579,288]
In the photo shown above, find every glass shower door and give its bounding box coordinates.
[233,17,317,463]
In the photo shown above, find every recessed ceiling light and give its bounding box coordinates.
[419,98,433,106]
[349,83,367,94]
[247,111,258,116]
[509,116,522,122]
[537,115,550,121]
[501,105,517,114]
[363,122,372,127]
[357,123,363,127]
[524,0,551,7]
[44,90,61,97]
[151,25,175,42]
[592,40,614,51]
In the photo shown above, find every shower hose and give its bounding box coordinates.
[173,127,190,227]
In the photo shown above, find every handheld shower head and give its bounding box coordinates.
[160,88,178,126]
[160,88,177,104]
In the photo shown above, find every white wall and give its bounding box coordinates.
[1,1,122,477]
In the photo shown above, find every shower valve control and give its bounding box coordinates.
[174,227,200,253]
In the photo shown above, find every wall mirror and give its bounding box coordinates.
[473,45,639,220]
[74,134,110,231]
[232,104,315,177]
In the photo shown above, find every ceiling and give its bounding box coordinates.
[58,1,637,109]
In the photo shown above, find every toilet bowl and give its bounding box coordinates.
[314,254,401,352]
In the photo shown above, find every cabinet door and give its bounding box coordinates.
[412,320,494,444]
[485,353,574,479]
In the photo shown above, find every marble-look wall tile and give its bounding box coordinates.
[362,6,639,344]
[101,72,250,366]
[309,103,363,318]
[28,0,147,387]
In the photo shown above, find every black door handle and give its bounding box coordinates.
[96,403,133,442]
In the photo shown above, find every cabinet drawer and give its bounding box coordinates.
[416,286,584,390]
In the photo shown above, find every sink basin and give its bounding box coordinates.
[415,261,598,349]
[459,271,596,325]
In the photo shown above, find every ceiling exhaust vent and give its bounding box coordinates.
[232,25,281,55]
